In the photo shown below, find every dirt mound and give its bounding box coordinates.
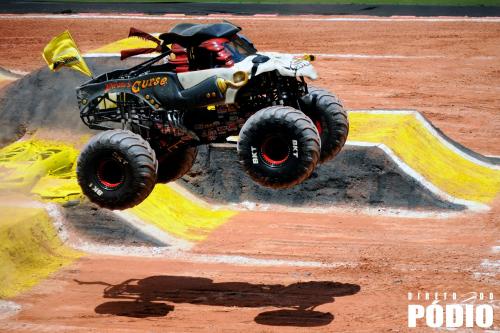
[0,205,81,298]
[431,124,500,165]
[0,57,141,145]
[180,144,465,211]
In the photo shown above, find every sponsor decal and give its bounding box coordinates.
[217,125,228,135]
[227,122,238,132]
[131,76,168,93]
[407,291,496,329]
[285,59,311,72]
[105,81,131,92]
[207,130,218,141]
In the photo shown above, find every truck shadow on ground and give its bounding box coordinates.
[76,276,360,327]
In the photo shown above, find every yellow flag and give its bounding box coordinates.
[42,30,92,77]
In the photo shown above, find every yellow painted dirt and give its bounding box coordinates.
[0,139,236,242]
[0,206,82,298]
[0,139,78,192]
[349,112,500,204]
[130,184,236,241]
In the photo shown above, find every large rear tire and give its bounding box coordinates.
[77,129,158,210]
[300,86,349,163]
[156,146,198,183]
[237,106,320,189]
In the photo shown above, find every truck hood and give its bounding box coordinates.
[255,52,318,80]
[176,52,318,103]
[177,52,318,91]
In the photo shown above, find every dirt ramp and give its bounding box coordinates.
[431,124,500,166]
[63,202,166,247]
[0,205,82,298]
[0,57,140,145]
[0,67,22,80]
[180,144,465,211]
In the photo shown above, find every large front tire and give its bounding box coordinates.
[300,86,349,163]
[77,130,158,210]
[237,106,320,189]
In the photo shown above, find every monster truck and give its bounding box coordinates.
[76,22,349,210]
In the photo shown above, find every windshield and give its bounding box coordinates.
[225,35,257,62]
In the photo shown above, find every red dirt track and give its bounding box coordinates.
[0,15,499,332]
[7,208,500,332]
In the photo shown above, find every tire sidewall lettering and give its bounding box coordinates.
[88,182,104,196]
[251,146,259,164]
[112,151,129,165]
[292,139,299,158]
